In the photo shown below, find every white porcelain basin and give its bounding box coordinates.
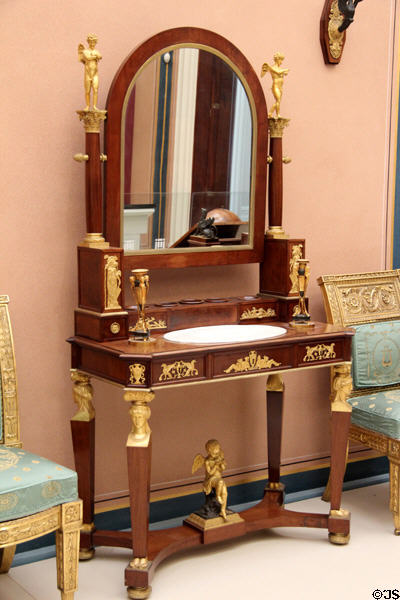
[164,324,287,345]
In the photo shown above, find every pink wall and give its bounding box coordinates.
[1,0,398,508]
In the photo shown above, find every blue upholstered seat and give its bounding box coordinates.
[0,447,78,522]
[349,389,400,440]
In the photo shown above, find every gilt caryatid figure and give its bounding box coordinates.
[261,53,289,118]
[78,34,102,111]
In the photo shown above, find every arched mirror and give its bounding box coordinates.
[105,27,268,269]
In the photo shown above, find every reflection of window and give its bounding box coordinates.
[123,206,155,251]
[229,80,252,223]
[152,52,174,247]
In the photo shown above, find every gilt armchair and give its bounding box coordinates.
[0,295,82,599]
[318,270,400,534]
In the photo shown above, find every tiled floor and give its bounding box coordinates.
[4,483,398,600]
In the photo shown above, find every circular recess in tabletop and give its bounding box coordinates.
[164,324,287,344]
[156,302,178,307]
[179,299,205,304]
[204,298,228,303]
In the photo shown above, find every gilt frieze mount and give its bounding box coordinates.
[240,307,277,320]
[159,360,199,382]
[303,343,336,362]
[224,351,281,374]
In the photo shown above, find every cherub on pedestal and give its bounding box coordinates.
[192,439,228,521]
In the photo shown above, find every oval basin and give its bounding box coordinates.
[164,324,287,345]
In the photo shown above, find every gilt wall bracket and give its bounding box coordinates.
[320,0,364,64]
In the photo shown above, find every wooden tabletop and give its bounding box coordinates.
[68,322,354,388]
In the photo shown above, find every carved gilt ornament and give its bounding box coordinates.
[341,284,397,319]
[70,370,95,422]
[240,307,277,320]
[129,363,146,385]
[328,1,345,59]
[76,109,107,133]
[104,255,122,310]
[146,317,167,330]
[331,363,352,413]
[349,425,388,453]
[123,390,154,447]
[289,244,304,294]
[224,350,281,374]
[159,360,198,381]
[303,343,336,362]
[110,322,120,334]
[0,298,19,445]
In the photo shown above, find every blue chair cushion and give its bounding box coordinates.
[352,320,400,388]
[349,388,400,439]
[0,446,78,522]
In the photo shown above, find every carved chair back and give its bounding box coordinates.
[318,270,400,398]
[0,296,20,448]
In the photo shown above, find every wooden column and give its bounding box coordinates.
[76,109,108,248]
[266,117,290,239]
[85,132,103,234]
[268,137,283,230]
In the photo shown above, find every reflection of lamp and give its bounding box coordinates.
[206,208,246,239]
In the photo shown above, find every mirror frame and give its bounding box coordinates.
[105,27,268,269]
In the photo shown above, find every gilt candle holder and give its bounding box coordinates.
[129,269,151,342]
[290,259,314,329]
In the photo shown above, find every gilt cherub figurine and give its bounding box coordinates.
[192,439,228,520]
[78,34,102,111]
[261,53,289,118]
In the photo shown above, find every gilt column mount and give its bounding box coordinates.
[76,34,109,249]
[261,53,290,238]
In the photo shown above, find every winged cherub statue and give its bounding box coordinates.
[78,34,102,110]
[192,439,228,520]
[261,53,289,119]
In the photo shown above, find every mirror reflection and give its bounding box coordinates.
[122,47,253,251]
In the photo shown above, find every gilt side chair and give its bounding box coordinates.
[318,270,400,534]
[0,295,82,599]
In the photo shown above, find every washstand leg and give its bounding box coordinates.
[328,363,352,545]
[70,370,96,560]
[265,374,285,504]
[124,390,154,600]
